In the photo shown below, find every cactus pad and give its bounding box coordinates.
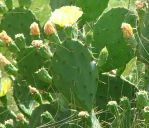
[0,7,39,45]
[51,40,98,110]
[96,74,138,109]
[93,8,137,72]
[13,81,37,117]
[16,46,51,89]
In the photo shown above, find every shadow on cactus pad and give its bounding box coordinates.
[96,74,138,109]
[29,102,75,128]
[13,80,37,117]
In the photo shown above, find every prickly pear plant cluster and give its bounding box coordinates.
[0,0,149,127]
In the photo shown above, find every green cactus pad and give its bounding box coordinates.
[0,7,39,45]
[13,81,37,117]
[4,0,13,10]
[96,74,138,109]
[51,40,98,110]
[93,8,137,72]
[0,2,6,14]
[76,0,109,22]
[0,107,15,124]
[29,103,57,128]
[16,46,51,89]
[140,5,149,64]
[18,0,32,8]
[50,0,75,11]
[29,102,77,128]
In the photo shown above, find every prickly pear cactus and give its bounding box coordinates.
[29,101,77,128]
[96,74,138,109]
[29,103,57,128]
[13,80,36,117]
[50,0,75,11]
[0,2,40,45]
[93,8,137,72]
[76,0,109,22]
[16,44,52,89]
[18,0,32,8]
[1,0,149,128]
[50,0,109,24]
[139,1,149,64]
[0,107,15,124]
[51,39,98,110]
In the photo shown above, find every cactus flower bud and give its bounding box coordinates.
[107,101,119,115]
[0,53,11,67]
[35,68,52,84]
[143,106,149,126]
[136,90,149,109]
[121,23,133,39]
[4,119,13,126]
[16,113,24,121]
[30,22,40,36]
[29,85,42,104]
[98,47,108,67]
[0,31,12,44]
[44,21,56,36]
[78,111,89,118]
[29,85,38,94]
[0,53,18,75]
[120,97,131,110]
[15,33,26,49]
[31,40,43,48]
[135,1,146,10]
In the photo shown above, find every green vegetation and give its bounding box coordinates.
[0,0,149,127]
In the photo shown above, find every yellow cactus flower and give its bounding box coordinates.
[0,77,12,97]
[121,23,133,39]
[50,6,83,27]
[0,31,12,44]
[30,22,40,36]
